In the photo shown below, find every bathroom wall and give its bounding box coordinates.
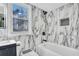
[0,4,47,56]
[12,4,47,55]
[0,3,79,56]
[47,3,79,49]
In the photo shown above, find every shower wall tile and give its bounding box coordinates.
[47,3,79,49]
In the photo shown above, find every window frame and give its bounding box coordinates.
[7,3,32,36]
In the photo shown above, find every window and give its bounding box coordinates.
[12,4,28,31]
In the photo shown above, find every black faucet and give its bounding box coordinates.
[42,32,46,36]
[42,32,47,42]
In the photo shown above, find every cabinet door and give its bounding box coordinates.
[0,48,9,56]
[0,44,16,56]
[8,44,16,56]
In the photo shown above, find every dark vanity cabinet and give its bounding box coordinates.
[0,43,16,56]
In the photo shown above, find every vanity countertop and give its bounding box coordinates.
[0,40,16,47]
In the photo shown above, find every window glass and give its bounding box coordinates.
[12,4,28,31]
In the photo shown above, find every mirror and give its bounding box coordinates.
[0,5,5,28]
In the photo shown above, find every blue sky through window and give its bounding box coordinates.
[13,4,27,17]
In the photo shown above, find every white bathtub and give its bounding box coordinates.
[36,42,79,56]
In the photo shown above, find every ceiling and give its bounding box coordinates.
[31,3,66,12]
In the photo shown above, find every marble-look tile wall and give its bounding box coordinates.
[0,3,79,56]
[0,4,47,56]
[15,5,47,55]
[32,5,47,47]
[47,3,79,49]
